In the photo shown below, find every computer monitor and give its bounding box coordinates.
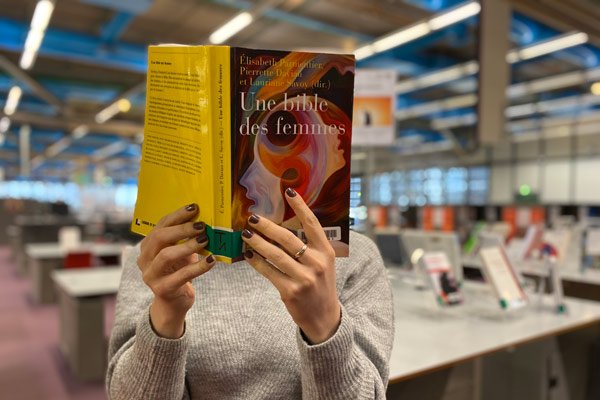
[478,231,505,250]
[374,231,409,267]
[400,229,463,283]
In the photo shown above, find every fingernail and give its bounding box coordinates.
[206,255,215,263]
[244,250,254,258]
[193,222,205,231]
[242,229,254,239]
[285,188,297,197]
[248,214,260,224]
[196,234,208,244]
[186,203,197,211]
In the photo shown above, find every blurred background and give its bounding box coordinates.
[1,0,600,399]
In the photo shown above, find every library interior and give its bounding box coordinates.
[1,0,600,399]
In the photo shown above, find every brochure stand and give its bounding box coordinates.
[475,246,529,320]
[409,251,466,320]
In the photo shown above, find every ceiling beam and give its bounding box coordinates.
[511,0,600,48]
[210,0,374,42]
[6,110,143,137]
[0,55,66,113]
[100,11,136,43]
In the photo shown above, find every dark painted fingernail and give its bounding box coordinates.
[244,250,254,258]
[242,229,254,239]
[193,222,205,231]
[186,203,197,211]
[285,188,297,197]
[196,234,208,244]
[206,255,215,263]
[248,214,260,224]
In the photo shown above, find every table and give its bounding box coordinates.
[26,242,127,304]
[52,267,122,381]
[386,270,600,399]
[463,255,600,301]
[11,216,84,275]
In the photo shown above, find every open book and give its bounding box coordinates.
[132,45,355,262]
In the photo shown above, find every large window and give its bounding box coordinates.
[0,180,138,212]
[369,166,490,206]
[468,167,490,205]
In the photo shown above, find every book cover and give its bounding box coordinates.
[479,246,527,310]
[132,46,355,263]
[420,252,463,306]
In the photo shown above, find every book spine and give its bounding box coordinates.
[206,47,239,262]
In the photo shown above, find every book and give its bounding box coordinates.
[132,45,355,263]
[479,246,527,310]
[420,252,463,306]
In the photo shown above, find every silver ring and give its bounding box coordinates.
[293,244,308,260]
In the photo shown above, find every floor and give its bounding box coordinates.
[0,246,112,400]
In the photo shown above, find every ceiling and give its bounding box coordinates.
[0,0,599,182]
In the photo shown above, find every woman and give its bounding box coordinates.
[106,188,394,399]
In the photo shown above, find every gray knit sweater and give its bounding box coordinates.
[106,231,394,399]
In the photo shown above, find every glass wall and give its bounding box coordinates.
[369,166,490,206]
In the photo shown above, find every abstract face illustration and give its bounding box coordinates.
[239,95,346,224]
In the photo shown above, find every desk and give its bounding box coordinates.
[12,216,84,275]
[52,267,122,381]
[26,242,127,304]
[387,271,600,399]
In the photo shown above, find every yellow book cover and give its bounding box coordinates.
[133,45,355,263]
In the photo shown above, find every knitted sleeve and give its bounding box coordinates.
[105,245,191,400]
[296,232,395,399]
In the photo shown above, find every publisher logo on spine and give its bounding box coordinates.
[135,218,155,228]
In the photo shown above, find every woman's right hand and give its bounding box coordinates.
[137,203,216,338]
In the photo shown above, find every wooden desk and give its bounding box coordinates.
[52,267,122,381]
[26,242,127,304]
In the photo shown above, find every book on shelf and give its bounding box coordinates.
[132,45,355,263]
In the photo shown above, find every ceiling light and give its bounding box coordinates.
[372,22,431,53]
[19,0,55,70]
[428,1,481,31]
[354,45,376,61]
[591,82,600,96]
[31,155,45,170]
[45,137,70,158]
[72,124,89,139]
[395,61,479,94]
[30,0,55,31]
[209,12,253,44]
[354,1,480,60]
[95,98,131,123]
[0,117,10,133]
[394,31,590,96]
[4,86,23,116]
[117,98,131,112]
[513,32,588,62]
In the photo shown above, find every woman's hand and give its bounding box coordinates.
[137,203,216,339]
[242,188,341,344]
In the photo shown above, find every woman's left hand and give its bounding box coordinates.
[242,187,341,344]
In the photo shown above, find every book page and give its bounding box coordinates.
[480,246,527,309]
